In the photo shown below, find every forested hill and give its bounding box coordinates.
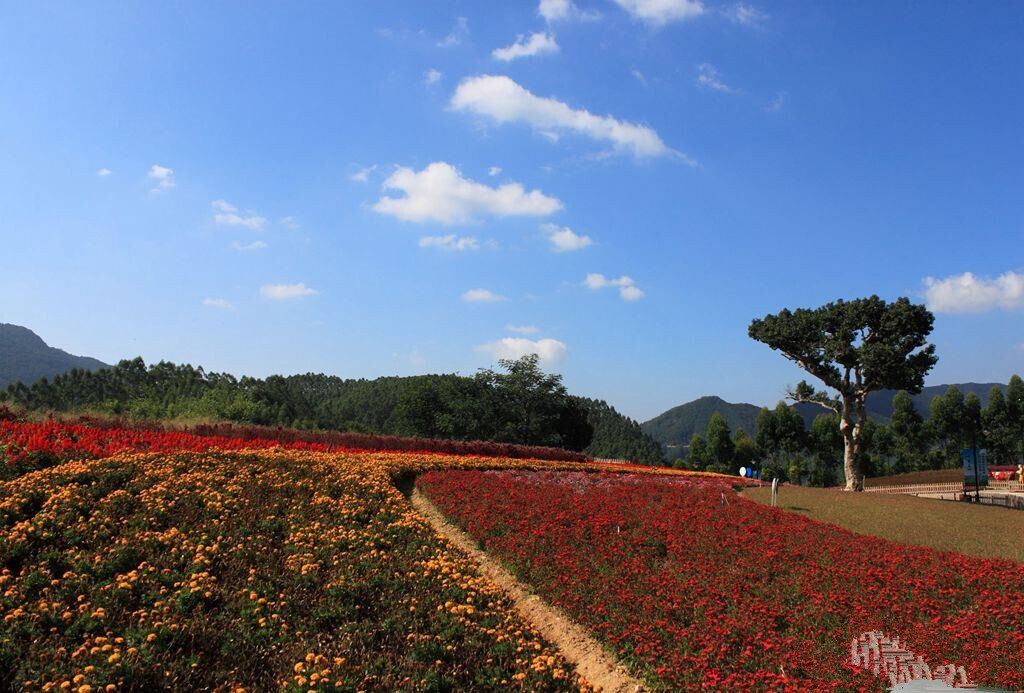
[646,384,1008,454]
[2,353,665,465]
[0,324,109,388]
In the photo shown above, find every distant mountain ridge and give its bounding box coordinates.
[643,383,1008,457]
[0,324,110,388]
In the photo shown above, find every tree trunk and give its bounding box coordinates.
[839,395,864,491]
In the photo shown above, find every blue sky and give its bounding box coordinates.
[2,1,1022,421]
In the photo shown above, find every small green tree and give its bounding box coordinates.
[888,390,928,473]
[704,412,735,474]
[686,433,709,470]
[749,296,937,491]
[928,386,965,468]
[1006,375,1024,464]
[982,387,1015,464]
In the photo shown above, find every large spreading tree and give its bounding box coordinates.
[748,296,937,491]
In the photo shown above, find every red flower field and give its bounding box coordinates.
[417,470,1024,690]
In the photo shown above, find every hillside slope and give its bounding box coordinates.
[0,323,109,388]
[641,396,761,456]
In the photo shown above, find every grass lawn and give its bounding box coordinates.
[742,485,1024,564]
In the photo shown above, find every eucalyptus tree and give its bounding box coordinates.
[749,296,937,491]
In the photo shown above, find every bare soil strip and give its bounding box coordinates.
[411,488,645,693]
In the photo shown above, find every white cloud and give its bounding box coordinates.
[631,68,647,86]
[452,75,675,159]
[696,63,735,93]
[462,288,506,303]
[350,165,378,183]
[539,0,600,22]
[1016,342,1024,353]
[233,240,268,252]
[476,337,568,365]
[437,16,468,47]
[585,273,645,300]
[260,283,319,300]
[202,298,233,310]
[488,166,502,176]
[923,271,1024,313]
[279,216,300,229]
[492,32,560,62]
[212,200,267,230]
[148,164,175,193]
[373,161,562,225]
[506,324,540,335]
[96,168,112,177]
[542,223,592,252]
[724,3,768,26]
[419,234,480,251]
[765,91,785,113]
[424,68,442,85]
[613,0,705,26]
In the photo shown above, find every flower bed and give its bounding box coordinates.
[417,469,1024,691]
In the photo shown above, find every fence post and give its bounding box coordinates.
[771,478,778,507]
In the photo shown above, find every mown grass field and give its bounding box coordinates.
[743,485,1024,563]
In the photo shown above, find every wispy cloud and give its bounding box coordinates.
[349,165,378,183]
[148,164,175,193]
[764,91,785,112]
[437,16,469,47]
[539,0,600,22]
[212,200,267,230]
[462,288,506,303]
[452,75,680,159]
[507,324,540,335]
[233,240,268,252]
[96,168,112,177]
[631,68,647,86]
[613,0,704,26]
[696,63,736,93]
[488,166,503,176]
[476,337,568,365]
[260,283,319,300]
[923,271,1024,313]
[419,234,480,251]
[585,273,645,301]
[724,3,768,27]
[424,68,442,86]
[492,32,559,62]
[542,223,592,252]
[202,298,233,310]
[279,216,300,230]
[373,161,562,225]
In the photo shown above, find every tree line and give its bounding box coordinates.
[1,354,665,464]
[680,376,1024,485]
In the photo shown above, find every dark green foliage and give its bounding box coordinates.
[641,396,760,458]
[577,398,664,465]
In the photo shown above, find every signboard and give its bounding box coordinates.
[962,448,989,488]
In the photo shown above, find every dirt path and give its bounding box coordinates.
[411,488,645,693]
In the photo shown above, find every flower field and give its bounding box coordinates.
[1,448,595,691]
[417,470,1024,691]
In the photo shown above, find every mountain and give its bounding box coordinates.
[0,324,110,388]
[641,396,761,459]
[647,383,1010,457]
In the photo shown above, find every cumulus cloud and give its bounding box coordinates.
[492,32,559,61]
[350,165,378,183]
[451,75,676,159]
[260,283,319,300]
[373,161,562,225]
[202,298,233,309]
[542,223,592,252]
[539,0,600,22]
[506,324,540,335]
[922,271,1024,313]
[96,168,112,177]
[212,200,267,230]
[462,288,505,303]
[475,337,568,365]
[424,68,442,85]
[585,273,645,301]
[696,63,735,93]
[148,164,175,193]
[233,240,268,252]
[419,234,480,251]
[437,16,468,47]
[724,2,768,26]
[613,0,705,25]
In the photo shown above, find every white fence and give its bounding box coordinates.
[865,480,1024,496]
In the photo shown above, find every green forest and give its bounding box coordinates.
[2,354,665,465]
[680,376,1024,484]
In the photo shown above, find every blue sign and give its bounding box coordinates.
[962,448,989,487]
